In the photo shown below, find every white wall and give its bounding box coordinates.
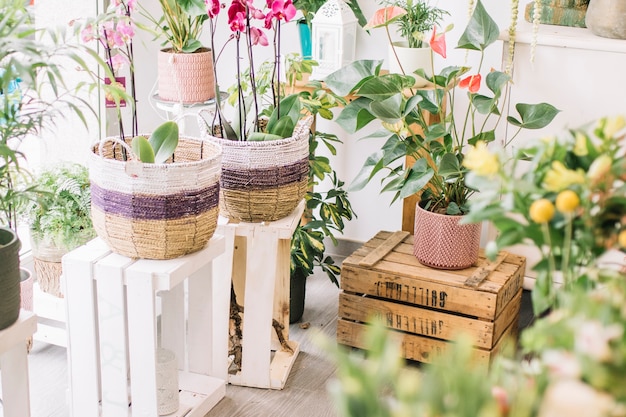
[131,0,518,243]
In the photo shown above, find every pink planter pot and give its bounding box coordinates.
[157,48,215,104]
[413,202,481,270]
[20,268,33,312]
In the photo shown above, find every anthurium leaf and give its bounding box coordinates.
[413,89,443,114]
[404,94,423,117]
[381,134,407,165]
[472,94,499,115]
[468,130,496,145]
[507,103,560,129]
[485,70,510,95]
[399,159,434,199]
[131,136,155,163]
[446,202,462,215]
[182,39,203,53]
[369,94,403,122]
[149,121,179,163]
[324,59,383,96]
[177,0,208,17]
[424,122,447,143]
[457,0,500,51]
[336,97,375,132]
[358,74,413,101]
[438,152,461,179]
[349,150,384,191]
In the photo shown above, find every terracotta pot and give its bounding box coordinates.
[157,48,215,104]
[413,202,481,270]
[586,0,626,39]
[388,41,432,88]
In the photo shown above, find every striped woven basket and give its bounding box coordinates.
[89,135,222,260]
[199,115,312,222]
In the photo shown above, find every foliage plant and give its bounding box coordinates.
[138,0,208,53]
[324,0,558,215]
[371,0,449,48]
[465,116,626,314]
[292,0,367,28]
[0,0,95,230]
[25,163,95,251]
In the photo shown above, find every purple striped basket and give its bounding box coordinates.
[198,115,312,222]
[89,136,222,260]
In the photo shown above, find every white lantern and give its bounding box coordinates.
[310,0,357,80]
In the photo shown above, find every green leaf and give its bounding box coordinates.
[267,93,301,134]
[507,103,560,129]
[324,59,383,96]
[177,0,208,16]
[437,152,461,178]
[398,159,434,199]
[182,39,203,53]
[247,132,283,141]
[349,150,384,191]
[456,0,500,51]
[149,121,179,163]
[336,97,375,132]
[358,74,414,101]
[467,130,495,146]
[131,136,155,163]
[381,134,407,165]
[485,70,510,95]
[268,116,296,138]
[369,94,403,123]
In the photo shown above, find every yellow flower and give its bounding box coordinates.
[543,161,585,192]
[599,115,626,138]
[530,199,555,223]
[619,230,626,248]
[555,190,580,213]
[463,141,499,176]
[573,132,588,156]
[587,154,612,183]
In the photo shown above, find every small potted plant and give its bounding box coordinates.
[25,163,96,297]
[138,0,214,103]
[367,0,448,86]
[324,0,559,270]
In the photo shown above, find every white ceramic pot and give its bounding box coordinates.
[388,41,433,88]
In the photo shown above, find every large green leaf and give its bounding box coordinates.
[349,150,384,191]
[399,159,434,199]
[324,60,382,96]
[381,134,407,165]
[358,74,413,101]
[177,0,207,17]
[456,0,500,51]
[485,70,510,95]
[267,93,301,135]
[131,136,155,163]
[437,152,462,179]
[507,103,560,129]
[336,97,375,132]
[369,94,402,123]
[149,121,179,163]
[182,39,203,53]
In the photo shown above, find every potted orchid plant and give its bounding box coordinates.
[324,0,559,269]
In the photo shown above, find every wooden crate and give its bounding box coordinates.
[337,231,525,365]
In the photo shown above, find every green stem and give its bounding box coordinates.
[562,213,573,289]
[541,222,557,302]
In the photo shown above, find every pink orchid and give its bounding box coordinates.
[228,1,246,32]
[206,0,220,18]
[364,6,407,30]
[429,27,446,58]
[269,0,296,22]
[110,54,128,72]
[459,74,481,93]
[249,26,268,46]
[80,25,95,43]
[116,19,134,42]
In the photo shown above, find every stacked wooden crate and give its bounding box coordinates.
[337,231,525,365]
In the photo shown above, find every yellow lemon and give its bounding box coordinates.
[555,190,580,213]
[529,199,555,223]
[619,229,626,248]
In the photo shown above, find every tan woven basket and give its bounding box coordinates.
[198,115,312,222]
[89,135,222,260]
[413,202,481,270]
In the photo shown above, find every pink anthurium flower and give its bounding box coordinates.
[429,27,447,58]
[364,6,407,30]
[459,74,482,93]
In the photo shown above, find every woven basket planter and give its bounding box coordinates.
[413,202,481,270]
[89,135,222,260]
[158,48,215,104]
[200,116,312,222]
[0,227,21,330]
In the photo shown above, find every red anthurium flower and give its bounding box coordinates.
[429,27,446,58]
[250,26,269,46]
[459,74,482,93]
[206,0,220,18]
[365,6,407,29]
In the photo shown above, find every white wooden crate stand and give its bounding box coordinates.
[0,310,37,417]
[215,201,304,389]
[63,235,229,417]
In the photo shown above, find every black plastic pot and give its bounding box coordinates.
[0,227,22,330]
[289,272,307,324]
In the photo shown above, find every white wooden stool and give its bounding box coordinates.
[215,201,304,389]
[0,310,37,417]
[63,235,229,417]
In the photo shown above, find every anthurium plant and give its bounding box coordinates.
[324,0,559,215]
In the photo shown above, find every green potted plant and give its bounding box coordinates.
[24,163,96,297]
[0,0,94,329]
[324,0,559,270]
[138,0,214,103]
[367,0,448,86]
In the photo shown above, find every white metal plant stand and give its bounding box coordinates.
[63,235,229,417]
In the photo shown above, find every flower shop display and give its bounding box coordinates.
[366,0,448,87]
[139,0,215,103]
[25,163,95,297]
[0,1,95,330]
[197,0,315,223]
[465,115,626,314]
[80,1,222,260]
[324,0,559,269]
